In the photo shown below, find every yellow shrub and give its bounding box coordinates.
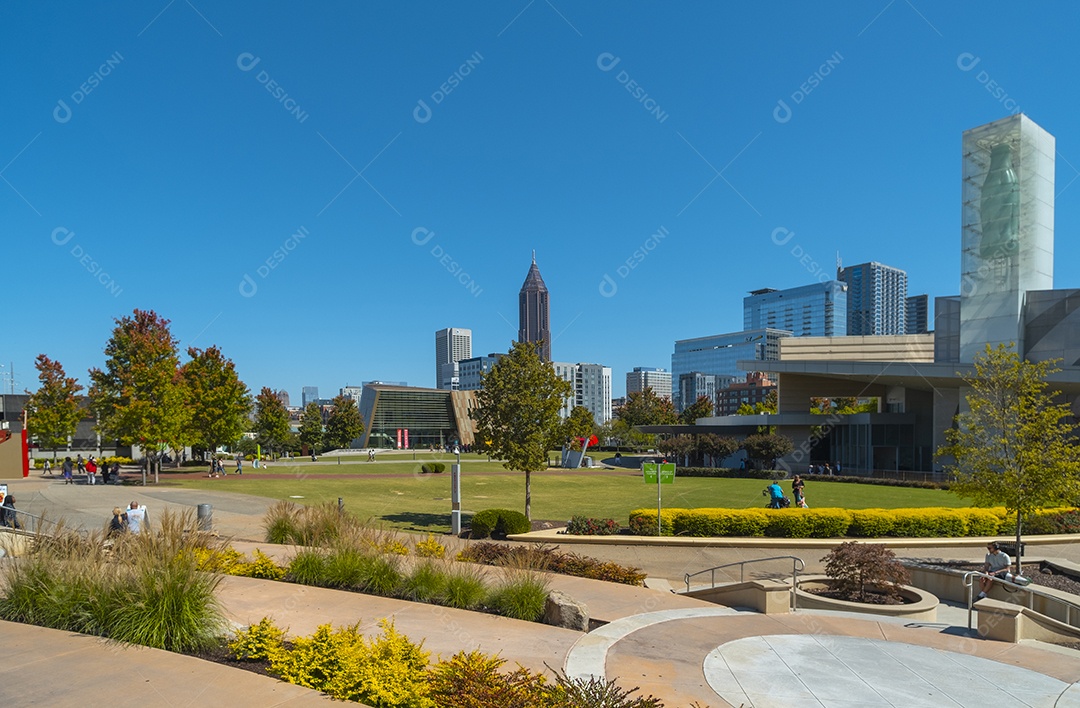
[228,616,286,661]
[380,540,411,556]
[414,535,446,559]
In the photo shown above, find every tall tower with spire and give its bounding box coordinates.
[518,251,551,361]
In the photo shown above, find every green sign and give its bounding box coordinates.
[642,463,675,484]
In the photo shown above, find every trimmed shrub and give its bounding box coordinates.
[420,462,446,474]
[848,509,896,537]
[469,509,530,539]
[565,515,621,536]
[763,509,852,538]
[672,509,770,537]
[888,509,966,538]
[229,616,286,661]
[628,509,678,536]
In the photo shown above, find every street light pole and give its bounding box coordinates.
[450,441,462,535]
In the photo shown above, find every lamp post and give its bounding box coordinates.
[450,438,462,535]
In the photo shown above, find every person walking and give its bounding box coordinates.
[76,454,85,475]
[86,457,97,486]
[235,454,243,475]
[42,459,51,476]
[62,456,74,484]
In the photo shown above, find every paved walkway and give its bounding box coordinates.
[4,476,1080,705]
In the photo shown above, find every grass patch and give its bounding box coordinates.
[170,469,969,534]
[486,569,550,622]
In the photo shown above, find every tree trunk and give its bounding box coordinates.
[524,469,531,521]
[1015,509,1023,575]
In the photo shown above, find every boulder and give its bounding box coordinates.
[543,590,588,631]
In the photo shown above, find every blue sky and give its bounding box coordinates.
[4,1,1080,400]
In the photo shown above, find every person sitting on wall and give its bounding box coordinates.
[978,541,1011,599]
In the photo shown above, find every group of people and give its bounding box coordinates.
[47,455,120,485]
[108,502,148,537]
[808,461,841,476]
[765,475,810,509]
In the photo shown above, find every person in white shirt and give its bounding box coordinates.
[125,501,147,535]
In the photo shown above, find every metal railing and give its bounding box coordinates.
[962,570,1080,630]
[1,508,62,536]
[684,556,805,610]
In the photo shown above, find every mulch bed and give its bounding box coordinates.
[190,640,274,678]
[804,588,907,605]
[919,561,1080,596]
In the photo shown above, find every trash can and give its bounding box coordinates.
[196,503,213,532]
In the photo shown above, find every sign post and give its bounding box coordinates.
[642,462,675,535]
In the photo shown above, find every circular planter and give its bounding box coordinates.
[794,575,939,621]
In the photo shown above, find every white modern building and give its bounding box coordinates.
[434,327,472,390]
[626,367,672,400]
[457,353,504,391]
[553,362,613,424]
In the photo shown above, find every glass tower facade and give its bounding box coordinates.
[743,282,848,337]
[960,114,1054,361]
[838,262,908,335]
[671,328,790,411]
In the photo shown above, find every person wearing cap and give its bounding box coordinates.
[978,541,1011,598]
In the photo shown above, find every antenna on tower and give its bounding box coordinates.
[836,252,842,279]
[532,249,536,263]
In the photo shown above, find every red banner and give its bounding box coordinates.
[21,428,29,477]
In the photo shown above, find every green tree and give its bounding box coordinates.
[741,433,794,470]
[561,405,597,451]
[679,395,714,425]
[324,395,362,450]
[937,343,1080,573]
[656,434,694,465]
[253,387,291,457]
[89,309,188,483]
[470,340,574,519]
[24,354,84,460]
[180,346,251,458]
[696,433,740,467]
[299,402,325,454]
[616,387,677,426]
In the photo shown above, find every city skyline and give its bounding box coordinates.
[5,3,1080,402]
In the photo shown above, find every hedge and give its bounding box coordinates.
[469,508,530,539]
[658,467,951,490]
[628,506,1080,539]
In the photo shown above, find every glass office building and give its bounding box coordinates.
[838,262,908,335]
[357,384,476,449]
[671,328,789,411]
[743,282,847,337]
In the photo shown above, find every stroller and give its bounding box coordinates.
[762,488,791,509]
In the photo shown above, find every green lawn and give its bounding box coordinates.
[161,462,969,534]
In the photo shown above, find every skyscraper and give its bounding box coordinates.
[626,367,672,400]
[837,261,908,335]
[743,282,848,337]
[518,252,551,361]
[434,328,472,390]
[553,361,613,424]
[302,386,319,407]
[905,294,929,334]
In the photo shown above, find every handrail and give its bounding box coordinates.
[0,508,63,536]
[685,556,805,611]
[962,570,1080,631]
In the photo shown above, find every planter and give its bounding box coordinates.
[794,575,938,621]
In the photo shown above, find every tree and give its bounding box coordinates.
[616,387,677,426]
[180,346,251,458]
[656,435,694,466]
[937,343,1080,573]
[24,354,84,460]
[696,433,740,467]
[299,402,325,454]
[324,395,362,450]
[471,340,574,520]
[89,309,188,483]
[561,406,597,451]
[253,387,291,457]
[741,433,794,470]
[679,395,714,425]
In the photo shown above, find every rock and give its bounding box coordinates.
[543,590,589,631]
